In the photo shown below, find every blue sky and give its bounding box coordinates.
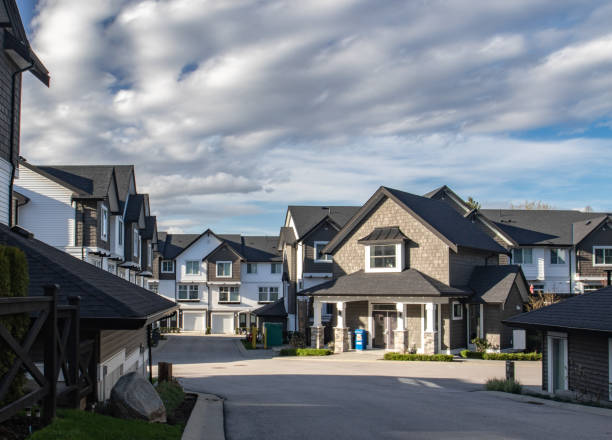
[15,0,612,235]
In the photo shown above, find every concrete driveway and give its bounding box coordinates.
[154,335,612,440]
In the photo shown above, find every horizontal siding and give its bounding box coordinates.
[577,227,612,278]
[303,222,337,273]
[0,158,10,225]
[15,166,75,246]
[207,245,241,282]
[100,328,147,362]
[568,331,610,401]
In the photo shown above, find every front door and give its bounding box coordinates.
[373,311,397,349]
[467,304,481,349]
[548,334,568,393]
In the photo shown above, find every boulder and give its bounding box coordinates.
[110,372,166,423]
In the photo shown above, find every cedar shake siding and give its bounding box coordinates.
[576,227,612,278]
[303,221,338,273]
[500,285,524,348]
[99,328,147,362]
[332,197,450,283]
[206,245,241,282]
[567,331,610,401]
[449,249,494,286]
[345,301,368,331]
[75,200,110,250]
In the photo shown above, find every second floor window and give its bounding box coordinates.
[219,286,240,302]
[161,260,174,272]
[117,218,123,245]
[186,261,200,275]
[550,248,566,265]
[512,248,533,264]
[101,206,108,240]
[314,241,332,263]
[217,262,232,277]
[247,263,257,274]
[258,286,279,302]
[594,247,612,266]
[133,227,139,257]
[148,281,159,293]
[270,263,282,274]
[370,245,396,268]
[147,243,152,267]
[178,284,198,300]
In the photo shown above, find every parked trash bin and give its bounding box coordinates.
[263,322,283,347]
[354,329,367,351]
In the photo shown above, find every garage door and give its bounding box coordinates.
[183,312,205,332]
[211,314,234,334]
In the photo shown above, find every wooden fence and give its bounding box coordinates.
[0,285,95,426]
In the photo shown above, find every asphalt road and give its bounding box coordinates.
[154,335,612,440]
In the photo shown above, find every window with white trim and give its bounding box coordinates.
[219,286,240,303]
[101,206,108,240]
[161,260,174,273]
[270,263,282,274]
[247,263,257,274]
[531,284,544,294]
[593,247,612,266]
[314,241,332,263]
[117,218,123,245]
[258,286,279,303]
[370,245,397,268]
[178,284,198,300]
[583,283,602,293]
[550,248,566,265]
[186,260,200,275]
[452,302,463,320]
[216,261,232,277]
[148,281,159,293]
[512,248,533,264]
[133,226,139,257]
[147,243,152,267]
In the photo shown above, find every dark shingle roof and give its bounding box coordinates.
[301,269,471,297]
[288,206,360,239]
[572,216,611,245]
[504,287,612,333]
[125,194,144,222]
[113,165,134,203]
[480,209,609,246]
[358,226,407,244]
[253,299,287,317]
[277,227,297,250]
[0,224,177,326]
[469,265,528,304]
[141,216,157,240]
[160,234,200,259]
[36,165,115,198]
[240,236,282,262]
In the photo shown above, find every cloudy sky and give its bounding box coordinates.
[16,0,612,234]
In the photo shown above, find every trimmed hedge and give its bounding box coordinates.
[460,350,542,361]
[384,353,454,362]
[279,348,331,356]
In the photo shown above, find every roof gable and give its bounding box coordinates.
[287,205,360,239]
[468,265,529,304]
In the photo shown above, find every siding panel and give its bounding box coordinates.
[99,328,147,362]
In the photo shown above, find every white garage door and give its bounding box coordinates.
[183,312,205,332]
[211,314,234,334]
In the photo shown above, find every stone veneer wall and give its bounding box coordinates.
[332,197,450,283]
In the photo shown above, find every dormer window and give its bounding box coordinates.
[314,241,332,263]
[370,245,397,268]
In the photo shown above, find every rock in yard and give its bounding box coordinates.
[110,372,167,423]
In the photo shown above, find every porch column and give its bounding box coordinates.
[333,301,349,353]
[423,302,438,354]
[311,298,324,349]
[394,303,408,353]
[367,301,374,349]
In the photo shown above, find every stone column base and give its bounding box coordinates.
[394,330,409,353]
[423,331,438,354]
[311,326,324,349]
[334,327,349,353]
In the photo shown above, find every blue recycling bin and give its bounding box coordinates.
[354,329,367,351]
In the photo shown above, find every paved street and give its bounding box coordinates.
[154,335,612,440]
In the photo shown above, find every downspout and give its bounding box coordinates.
[7,61,34,226]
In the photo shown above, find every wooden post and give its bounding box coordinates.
[67,296,81,409]
[506,360,515,381]
[251,325,256,349]
[42,285,59,424]
[158,362,172,382]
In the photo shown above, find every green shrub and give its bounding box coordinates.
[485,378,522,394]
[241,339,256,350]
[460,350,484,359]
[155,380,185,413]
[483,352,542,361]
[0,245,30,406]
[279,348,331,356]
[384,353,454,362]
[471,337,491,353]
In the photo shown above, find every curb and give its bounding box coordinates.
[182,392,225,440]
[478,391,612,417]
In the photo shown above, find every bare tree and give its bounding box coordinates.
[509,200,554,210]
[583,205,593,212]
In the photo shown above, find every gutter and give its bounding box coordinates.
[79,305,179,330]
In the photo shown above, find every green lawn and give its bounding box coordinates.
[29,409,183,440]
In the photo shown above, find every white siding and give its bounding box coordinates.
[0,158,11,225]
[238,262,283,310]
[515,247,571,294]
[15,166,75,247]
[175,232,221,283]
[158,280,176,302]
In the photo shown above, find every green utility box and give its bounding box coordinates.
[263,322,283,347]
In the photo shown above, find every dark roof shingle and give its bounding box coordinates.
[253,299,287,317]
[288,206,360,239]
[468,265,528,304]
[358,226,407,244]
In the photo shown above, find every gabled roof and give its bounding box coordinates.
[358,226,407,244]
[204,239,245,261]
[0,224,177,329]
[572,215,611,245]
[301,269,471,297]
[277,226,296,251]
[240,236,282,262]
[504,286,612,334]
[287,206,360,239]
[468,265,529,304]
[1,0,49,85]
[113,165,135,204]
[325,186,507,255]
[35,165,116,199]
[480,209,608,246]
[159,233,200,259]
[253,298,287,317]
[125,194,145,224]
[141,216,157,241]
[423,185,472,214]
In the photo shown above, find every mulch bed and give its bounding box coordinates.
[0,413,44,440]
[167,393,196,426]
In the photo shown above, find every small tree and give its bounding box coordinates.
[466,197,481,210]
[0,245,30,406]
[509,200,554,210]
[526,292,560,311]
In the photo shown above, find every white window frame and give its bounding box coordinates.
[550,248,567,265]
[101,205,108,240]
[117,218,123,246]
[186,260,200,275]
[512,248,533,265]
[313,241,332,263]
[133,226,139,257]
[366,244,401,273]
[147,243,152,267]
[178,284,199,301]
[258,286,279,303]
[216,261,232,278]
[148,281,159,293]
[161,260,174,273]
[270,263,282,274]
[219,286,240,303]
[593,246,612,266]
[547,331,568,393]
[247,263,258,274]
[451,302,463,320]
